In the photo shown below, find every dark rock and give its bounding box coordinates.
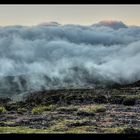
[66,121,91,127]
[0,98,11,105]
[108,96,124,104]
[77,111,95,117]
[94,95,107,103]
[123,98,136,106]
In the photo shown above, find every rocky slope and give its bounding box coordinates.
[0,80,140,133]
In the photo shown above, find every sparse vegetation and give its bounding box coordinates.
[57,106,78,112]
[17,108,27,113]
[119,127,140,134]
[0,88,140,133]
[102,127,123,133]
[66,126,97,133]
[3,121,15,125]
[48,120,69,131]
[102,127,140,134]
[32,105,57,115]
[32,106,46,115]
[0,106,7,114]
[0,127,53,134]
[0,126,140,134]
[77,105,106,116]
[93,105,106,113]
[49,119,91,132]
[64,119,91,127]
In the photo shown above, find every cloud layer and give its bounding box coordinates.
[0,21,140,98]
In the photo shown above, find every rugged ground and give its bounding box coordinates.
[0,82,140,133]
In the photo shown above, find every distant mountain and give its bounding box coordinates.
[92,20,128,30]
[125,80,140,87]
[111,80,140,89]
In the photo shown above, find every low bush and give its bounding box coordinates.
[93,105,106,113]
[32,105,57,115]
[0,106,7,114]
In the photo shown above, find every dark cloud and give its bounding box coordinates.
[0,21,139,99]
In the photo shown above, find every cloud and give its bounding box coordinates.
[0,21,139,98]
[92,20,128,30]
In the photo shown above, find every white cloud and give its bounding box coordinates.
[0,21,140,97]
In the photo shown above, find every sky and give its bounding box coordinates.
[0,5,140,26]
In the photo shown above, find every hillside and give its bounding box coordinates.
[0,80,140,133]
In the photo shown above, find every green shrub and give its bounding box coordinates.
[44,104,57,111]
[0,106,7,114]
[93,105,106,113]
[32,105,57,115]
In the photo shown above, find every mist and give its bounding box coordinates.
[0,21,140,98]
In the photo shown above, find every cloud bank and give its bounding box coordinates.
[0,20,140,98]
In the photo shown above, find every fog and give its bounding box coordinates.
[0,21,140,98]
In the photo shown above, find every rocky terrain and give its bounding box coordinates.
[0,81,140,133]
